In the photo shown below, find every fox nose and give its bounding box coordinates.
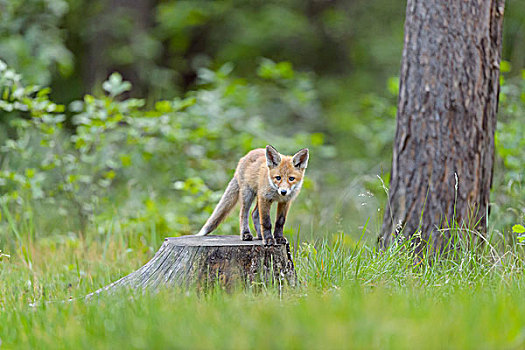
[280,190,287,196]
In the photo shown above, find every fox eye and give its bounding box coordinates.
[275,176,281,181]
[289,176,295,181]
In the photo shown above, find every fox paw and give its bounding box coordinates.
[275,236,288,245]
[264,237,276,246]
[241,232,253,241]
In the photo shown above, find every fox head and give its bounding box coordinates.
[266,145,309,197]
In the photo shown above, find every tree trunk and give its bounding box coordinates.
[84,0,154,95]
[86,235,296,297]
[379,0,505,252]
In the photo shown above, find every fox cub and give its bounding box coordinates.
[196,145,309,245]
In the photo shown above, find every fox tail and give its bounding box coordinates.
[196,177,239,236]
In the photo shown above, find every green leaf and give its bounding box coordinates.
[102,73,132,97]
[25,168,36,179]
[104,170,116,180]
[500,60,511,73]
[120,155,132,167]
[155,100,172,113]
[218,62,234,77]
[499,60,512,73]
[257,59,294,80]
[311,133,324,146]
[84,94,95,104]
[512,224,525,234]
[387,76,400,96]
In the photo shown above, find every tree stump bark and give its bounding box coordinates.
[86,235,296,297]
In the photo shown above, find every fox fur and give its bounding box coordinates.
[196,145,309,245]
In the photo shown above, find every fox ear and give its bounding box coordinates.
[292,148,309,169]
[266,145,281,168]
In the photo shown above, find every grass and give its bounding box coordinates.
[1,217,525,349]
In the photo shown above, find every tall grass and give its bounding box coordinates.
[1,210,525,349]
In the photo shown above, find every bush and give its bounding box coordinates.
[1,58,523,246]
[0,59,331,240]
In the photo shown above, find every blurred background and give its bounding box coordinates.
[0,0,524,248]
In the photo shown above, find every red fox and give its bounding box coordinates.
[196,145,309,245]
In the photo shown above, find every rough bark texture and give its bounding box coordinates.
[86,235,295,297]
[380,0,505,251]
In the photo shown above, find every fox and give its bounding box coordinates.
[196,145,309,245]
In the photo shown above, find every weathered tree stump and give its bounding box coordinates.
[87,235,296,297]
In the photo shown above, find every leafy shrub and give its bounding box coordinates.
[1,57,523,245]
[0,0,72,85]
[0,59,330,240]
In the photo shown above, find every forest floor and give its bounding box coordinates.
[1,228,525,349]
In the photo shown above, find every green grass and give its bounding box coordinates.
[1,222,525,349]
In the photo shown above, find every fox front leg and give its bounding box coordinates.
[251,204,262,240]
[274,202,290,244]
[258,198,274,245]
[239,187,256,241]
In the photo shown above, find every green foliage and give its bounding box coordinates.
[1,0,523,244]
[2,58,524,243]
[0,59,331,239]
[0,0,73,85]
[2,0,523,102]
[514,225,525,234]
[492,67,525,235]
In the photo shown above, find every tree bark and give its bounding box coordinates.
[379,0,505,252]
[86,235,296,297]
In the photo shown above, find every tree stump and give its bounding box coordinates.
[86,235,296,298]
